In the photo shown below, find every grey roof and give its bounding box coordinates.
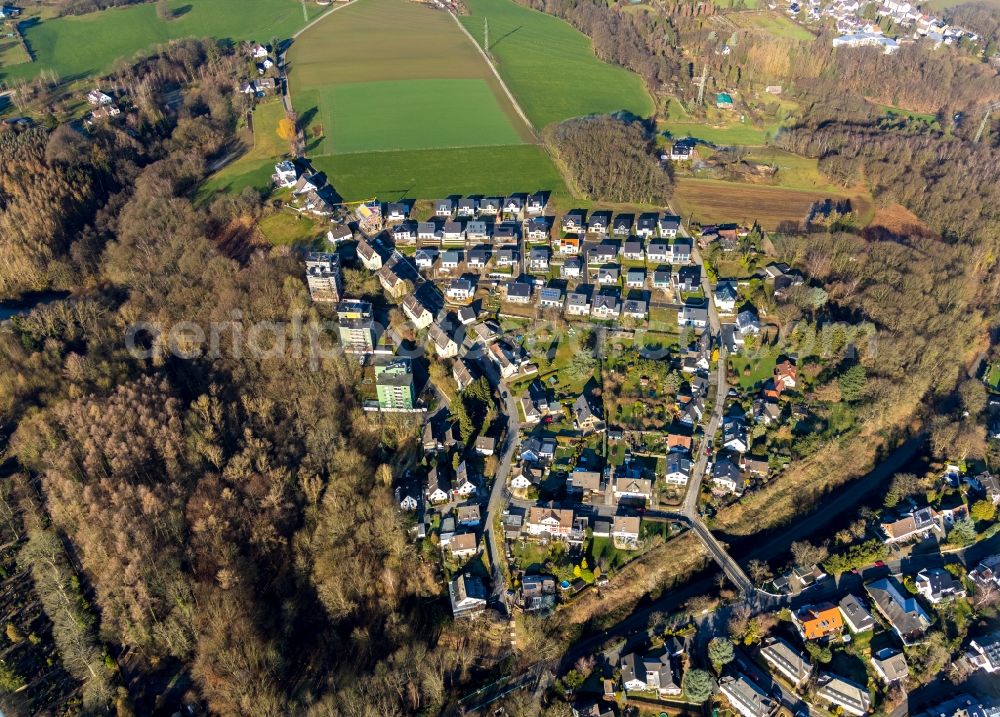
[760,637,813,684]
[866,578,932,644]
[839,594,876,632]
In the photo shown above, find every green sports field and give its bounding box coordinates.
[459,0,654,129]
[3,0,322,82]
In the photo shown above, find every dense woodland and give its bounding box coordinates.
[0,39,511,717]
[545,115,672,204]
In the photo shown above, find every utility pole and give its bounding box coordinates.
[484,17,490,54]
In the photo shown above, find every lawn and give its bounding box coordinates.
[4,0,322,83]
[728,11,816,41]
[200,99,290,200]
[459,0,654,129]
[672,178,873,230]
[0,34,30,68]
[729,350,778,389]
[309,144,570,202]
[257,211,324,248]
[323,78,526,153]
[289,0,532,157]
[662,119,772,147]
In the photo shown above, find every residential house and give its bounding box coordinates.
[562,210,586,234]
[479,197,501,216]
[426,468,450,504]
[652,268,672,291]
[453,359,474,391]
[502,196,522,219]
[446,278,475,302]
[745,456,769,479]
[736,309,761,339]
[596,265,620,286]
[793,603,844,640]
[970,554,1000,593]
[539,286,564,310]
[456,197,477,217]
[567,470,602,497]
[612,515,641,545]
[442,220,465,245]
[670,143,693,161]
[467,247,490,271]
[620,650,680,696]
[871,648,909,684]
[622,240,644,261]
[435,199,454,217]
[292,172,322,195]
[658,214,681,238]
[472,321,500,345]
[667,429,693,453]
[454,461,476,497]
[527,192,546,215]
[916,567,966,603]
[475,436,496,456]
[327,224,354,245]
[494,247,518,268]
[337,300,377,354]
[760,637,813,687]
[384,203,408,224]
[670,238,693,264]
[520,436,555,463]
[556,234,581,255]
[510,464,539,490]
[357,237,384,271]
[428,323,459,358]
[448,532,478,559]
[839,594,876,633]
[466,220,489,243]
[636,213,658,238]
[774,358,798,389]
[525,505,576,540]
[625,268,646,288]
[440,249,462,272]
[561,257,583,278]
[489,342,518,379]
[613,475,653,504]
[622,299,648,321]
[815,674,870,717]
[273,160,299,187]
[305,252,342,303]
[647,241,670,264]
[456,306,476,326]
[588,211,610,235]
[392,221,417,244]
[418,221,440,243]
[521,574,556,610]
[880,507,941,544]
[565,289,591,316]
[718,674,778,717]
[402,294,433,330]
[664,454,692,486]
[527,218,550,243]
[613,214,633,236]
[378,263,408,299]
[722,417,749,453]
[87,89,114,106]
[591,293,619,319]
[967,631,1000,673]
[677,265,702,292]
[396,483,420,512]
[715,282,739,313]
[506,281,532,305]
[414,248,437,271]
[574,394,605,433]
[572,704,614,717]
[529,247,550,272]
[449,573,487,618]
[589,244,618,265]
[866,578,932,645]
[712,456,743,494]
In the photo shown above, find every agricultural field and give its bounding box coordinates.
[309,144,569,203]
[672,178,873,230]
[459,0,654,129]
[289,0,533,156]
[2,0,322,82]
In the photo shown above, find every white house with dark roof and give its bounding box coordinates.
[718,674,778,717]
[760,637,813,687]
[839,594,876,633]
[871,648,909,684]
[815,674,870,717]
[916,567,966,603]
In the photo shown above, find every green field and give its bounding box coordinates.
[201,100,289,200]
[281,0,569,200]
[309,144,569,202]
[3,0,322,82]
[729,11,816,41]
[289,0,532,154]
[459,0,653,129]
[663,119,772,146]
[320,78,526,154]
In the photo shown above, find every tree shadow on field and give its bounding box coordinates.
[491,26,521,50]
[173,4,193,17]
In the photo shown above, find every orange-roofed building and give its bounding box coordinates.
[794,603,844,640]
